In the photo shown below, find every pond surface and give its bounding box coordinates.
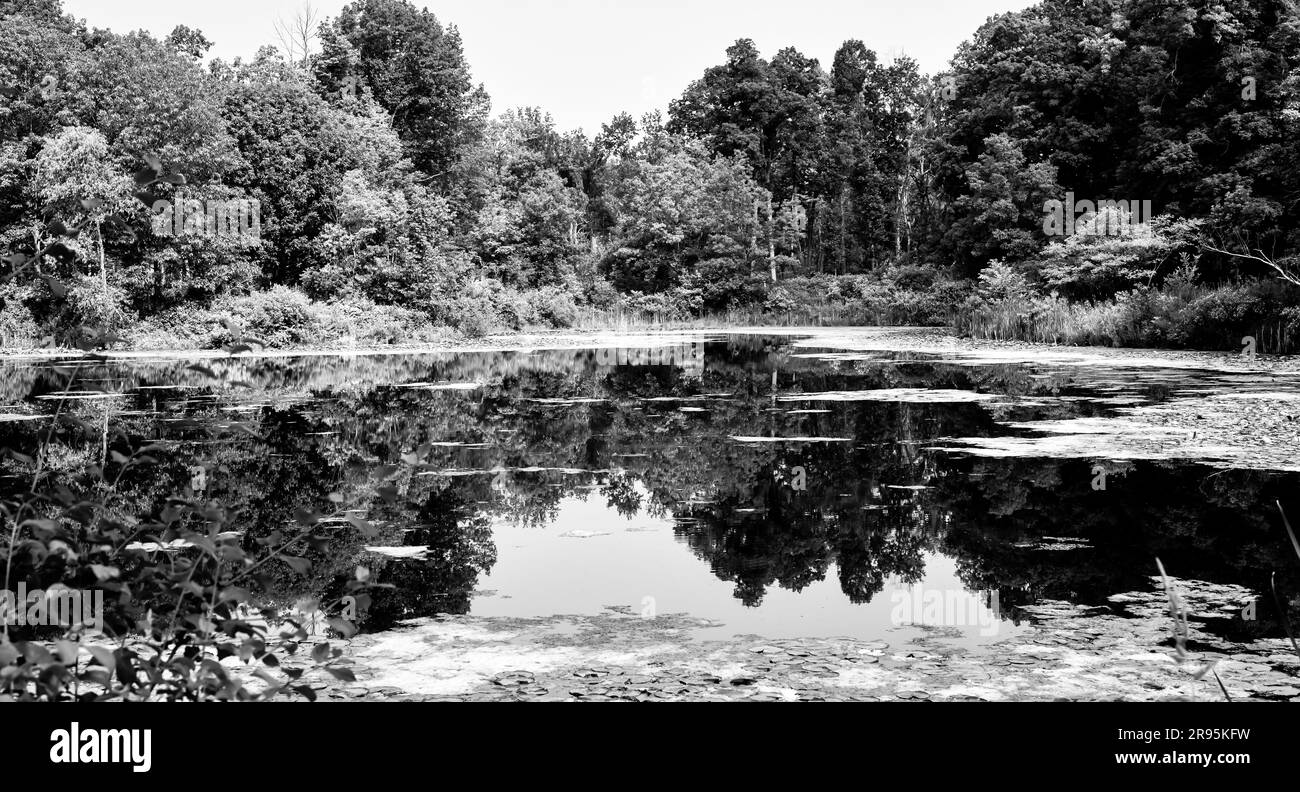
[3,330,1298,650]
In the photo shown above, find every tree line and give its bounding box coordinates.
[1,0,1298,348]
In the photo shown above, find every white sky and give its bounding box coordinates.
[61,0,1036,135]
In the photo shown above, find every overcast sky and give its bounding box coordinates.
[61,0,1036,135]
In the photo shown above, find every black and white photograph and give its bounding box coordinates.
[1,0,1298,774]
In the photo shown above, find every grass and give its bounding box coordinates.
[1154,557,1230,700]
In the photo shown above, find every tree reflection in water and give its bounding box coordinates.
[1,336,1297,640]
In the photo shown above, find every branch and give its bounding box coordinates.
[1201,243,1300,288]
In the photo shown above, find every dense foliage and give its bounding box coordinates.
[1,0,1298,346]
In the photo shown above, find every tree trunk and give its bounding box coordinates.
[96,219,106,292]
[768,192,776,283]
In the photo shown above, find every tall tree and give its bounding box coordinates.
[314,0,489,180]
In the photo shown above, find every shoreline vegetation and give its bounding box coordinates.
[3,0,1298,358]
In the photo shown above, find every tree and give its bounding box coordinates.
[31,126,132,291]
[273,2,320,66]
[314,0,489,179]
[948,134,1060,269]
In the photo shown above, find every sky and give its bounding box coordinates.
[61,0,1038,135]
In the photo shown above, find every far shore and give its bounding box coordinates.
[2,325,1297,375]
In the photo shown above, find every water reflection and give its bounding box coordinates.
[1,335,1297,644]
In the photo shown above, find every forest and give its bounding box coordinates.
[2,0,1299,352]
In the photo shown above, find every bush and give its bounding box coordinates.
[64,276,133,337]
[621,288,701,321]
[0,283,41,347]
[889,264,938,292]
[525,286,579,328]
[216,286,321,348]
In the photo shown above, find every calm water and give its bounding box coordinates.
[2,333,1297,645]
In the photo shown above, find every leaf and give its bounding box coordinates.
[55,640,79,665]
[43,242,76,263]
[281,555,312,576]
[43,276,68,298]
[345,514,379,539]
[325,667,356,682]
[90,564,120,581]
[292,684,317,702]
[327,617,357,639]
[134,167,158,187]
[88,646,116,670]
[22,642,54,665]
[311,642,331,663]
[20,518,59,535]
[219,586,250,603]
[252,668,281,693]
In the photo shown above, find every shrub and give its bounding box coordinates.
[216,286,321,348]
[0,283,41,347]
[64,276,133,337]
[889,264,938,292]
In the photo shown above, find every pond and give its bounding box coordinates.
[3,329,1299,699]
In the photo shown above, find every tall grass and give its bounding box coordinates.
[956,281,1300,353]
